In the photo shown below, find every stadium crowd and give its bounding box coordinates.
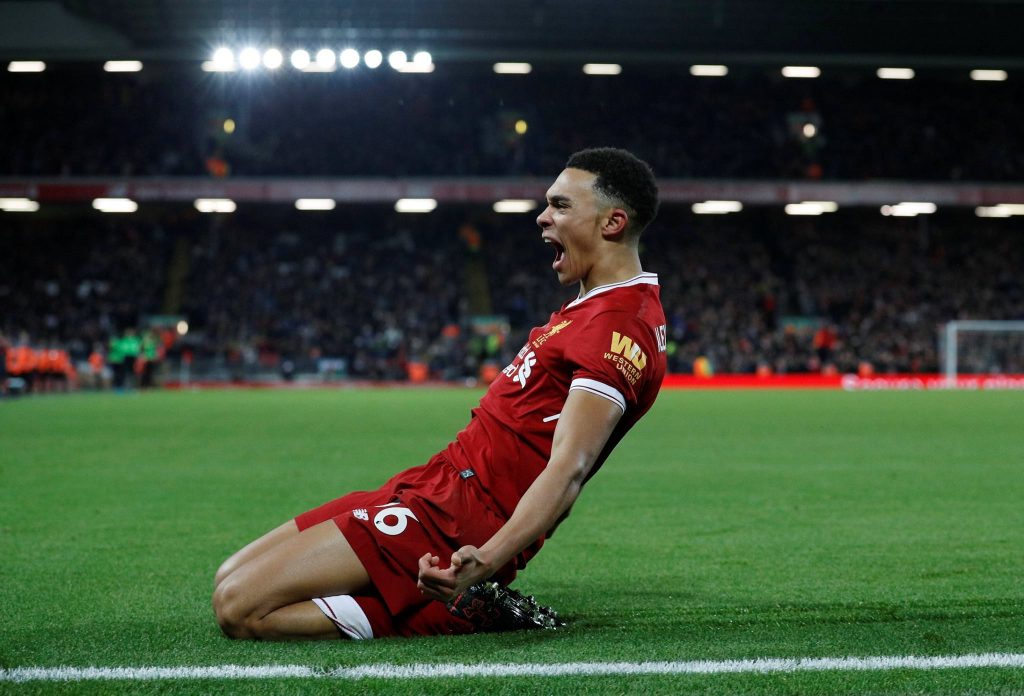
[2,67,1023,181]
[3,208,1023,392]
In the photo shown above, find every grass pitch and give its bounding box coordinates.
[1,387,1022,694]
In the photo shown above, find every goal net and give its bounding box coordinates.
[942,320,1024,379]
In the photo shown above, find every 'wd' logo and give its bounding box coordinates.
[610,332,647,370]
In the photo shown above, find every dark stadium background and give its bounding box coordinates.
[2,0,1023,392]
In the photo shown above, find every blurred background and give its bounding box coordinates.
[1,0,1022,392]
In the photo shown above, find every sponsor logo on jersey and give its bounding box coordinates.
[604,331,647,385]
[655,324,667,352]
[352,508,369,521]
[608,331,647,370]
[531,319,573,349]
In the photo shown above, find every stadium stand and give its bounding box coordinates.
[2,68,1023,181]
[3,204,1022,389]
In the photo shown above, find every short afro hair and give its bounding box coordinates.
[565,147,659,235]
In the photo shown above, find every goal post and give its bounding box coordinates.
[942,320,1024,381]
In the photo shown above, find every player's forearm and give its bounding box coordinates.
[476,456,587,574]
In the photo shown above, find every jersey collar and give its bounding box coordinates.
[566,272,659,309]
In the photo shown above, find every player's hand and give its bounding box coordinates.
[417,546,490,602]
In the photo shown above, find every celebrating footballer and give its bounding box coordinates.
[212,147,668,639]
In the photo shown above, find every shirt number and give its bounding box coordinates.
[373,503,419,536]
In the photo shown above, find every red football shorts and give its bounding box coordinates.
[295,452,514,637]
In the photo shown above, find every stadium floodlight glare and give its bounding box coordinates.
[290,49,311,70]
[238,47,261,70]
[880,202,937,217]
[493,62,532,74]
[785,201,838,216]
[976,204,1024,218]
[583,63,622,75]
[802,122,817,138]
[493,199,538,214]
[396,51,434,73]
[262,48,283,70]
[689,64,728,77]
[295,198,336,211]
[395,198,437,213]
[692,200,743,214]
[781,65,821,78]
[975,206,1013,218]
[176,320,189,336]
[92,198,138,213]
[877,67,915,80]
[0,197,40,212]
[970,69,1008,81]
[315,48,337,70]
[210,47,235,70]
[103,60,143,72]
[388,51,408,70]
[364,50,383,68]
[194,198,237,214]
[8,61,46,72]
[340,48,360,69]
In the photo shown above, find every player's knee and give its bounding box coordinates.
[212,578,256,639]
[213,558,235,590]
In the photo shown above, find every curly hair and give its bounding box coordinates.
[565,147,659,235]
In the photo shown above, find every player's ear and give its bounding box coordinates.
[601,208,629,240]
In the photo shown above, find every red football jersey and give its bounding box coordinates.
[445,272,667,532]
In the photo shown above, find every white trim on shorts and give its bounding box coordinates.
[312,595,374,640]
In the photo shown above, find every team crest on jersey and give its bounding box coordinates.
[532,320,573,349]
[604,331,647,385]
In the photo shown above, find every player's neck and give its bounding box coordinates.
[577,252,644,297]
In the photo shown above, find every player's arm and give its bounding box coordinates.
[417,388,622,601]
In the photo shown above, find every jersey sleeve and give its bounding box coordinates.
[564,311,658,414]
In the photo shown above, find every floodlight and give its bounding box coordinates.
[493,62,532,74]
[394,198,437,213]
[340,48,360,69]
[692,201,742,214]
[238,47,261,70]
[970,69,1008,81]
[211,47,234,69]
[582,63,622,75]
[877,67,914,80]
[8,61,46,72]
[364,50,383,68]
[103,60,143,72]
[785,202,838,216]
[295,199,337,211]
[493,200,537,214]
[976,206,1012,218]
[388,51,408,69]
[92,198,138,213]
[290,49,311,69]
[315,49,336,69]
[689,64,728,77]
[880,202,936,217]
[781,66,820,78]
[0,198,40,212]
[194,198,237,213]
[263,48,283,70]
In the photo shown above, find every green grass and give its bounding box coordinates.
[1,388,1023,694]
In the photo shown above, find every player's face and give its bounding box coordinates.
[537,168,606,286]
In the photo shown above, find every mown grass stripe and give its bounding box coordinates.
[4,653,1024,682]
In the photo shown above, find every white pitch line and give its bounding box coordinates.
[2,654,1024,682]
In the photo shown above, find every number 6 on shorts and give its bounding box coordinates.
[373,503,419,536]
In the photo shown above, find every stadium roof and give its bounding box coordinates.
[2,0,1024,67]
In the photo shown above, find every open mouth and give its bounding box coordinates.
[545,238,566,270]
